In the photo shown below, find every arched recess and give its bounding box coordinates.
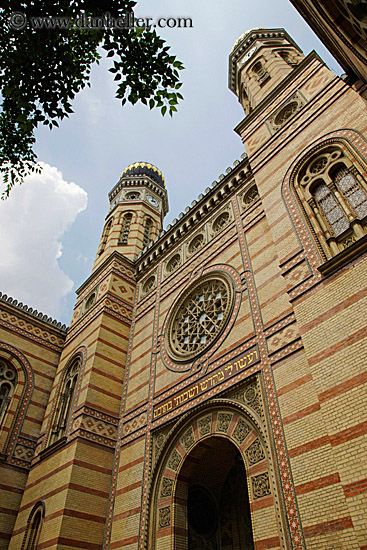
[21,501,45,550]
[148,400,288,550]
[43,347,86,449]
[281,130,367,270]
[0,342,34,459]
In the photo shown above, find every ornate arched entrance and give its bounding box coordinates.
[148,399,287,550]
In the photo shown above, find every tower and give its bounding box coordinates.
[230,28,305,115]
[93,162,168,270]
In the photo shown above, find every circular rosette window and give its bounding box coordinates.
[165,272,234,363]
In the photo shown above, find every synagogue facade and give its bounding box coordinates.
[1,23,367,550]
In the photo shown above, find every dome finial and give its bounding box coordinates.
[120,161,165,188]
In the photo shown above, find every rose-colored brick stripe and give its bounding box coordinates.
[250,494,274,511]
[343,478,367,498]
[113,506,141,522]
[303,516,353,538]
[277,373,313,396]
[100,322,129,341]
[308,326,367,366]
[80,382,121,401]
[282,402,320,425]
[115,480,141,497]
[319,371,367,402]
[299,286,367,334]
[289,435,330,458]
[295,473,340,495]
[254,535,281,549]
[330,421,367,446]
[110,535,139,549]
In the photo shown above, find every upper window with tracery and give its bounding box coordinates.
[50,357,81,445]
[296,145,367,259]
[0,359,17,426]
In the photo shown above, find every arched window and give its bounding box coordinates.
[143,217,153,248]
[278,50,299,67]
[252,59,270,85]
[0,359,17,426]
[119,213,133,245]
[50,357,81,445]
[296,145,367,257]
[99,218,113,254]
[22,502,45,550]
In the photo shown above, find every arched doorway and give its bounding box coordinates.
[179,436,254,550]
[149,402,286,550]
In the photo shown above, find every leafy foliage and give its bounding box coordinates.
[0,1,184,197]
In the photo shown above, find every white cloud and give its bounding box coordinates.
[0,163,88,320]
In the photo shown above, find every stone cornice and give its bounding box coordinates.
[234,51,324,136]
[135,155,253,278]
[0,291,67,333]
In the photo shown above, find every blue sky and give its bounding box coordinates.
[0,0,342,324]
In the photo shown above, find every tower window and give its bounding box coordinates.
[143,217,153,248]
[22,502,45,550]
[0,359,17,427]
[50,357,81,445]
[278,50,299,67]
[119,213,133,245]
[99,218,113,255]
[252,60,270,85]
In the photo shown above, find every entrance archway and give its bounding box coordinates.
[149,401,287,550]
[178,436,254,549]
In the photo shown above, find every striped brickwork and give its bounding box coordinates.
[0,301,65,549]
[7,254,135,549]
[238,42,367,550]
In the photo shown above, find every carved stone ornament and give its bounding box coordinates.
[166,253,182,274]
[161,477,174,497]
[165,272,234,363]
[188,233,205,254]
[252,472,271,499]
[212,210,230,234]
[168,449,182,471]
[142,275,156,296]
[217,412,232,433]
[180,428,195,451]
[198,416,211,436]
[232,419,251,444]
[242,185,259,210]
[159,506,171,528]
[245,438,265,465]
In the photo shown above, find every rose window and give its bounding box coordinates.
[166,274,233,362]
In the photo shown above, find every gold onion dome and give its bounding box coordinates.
[120,161,165,188]
[231,27,267,52]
